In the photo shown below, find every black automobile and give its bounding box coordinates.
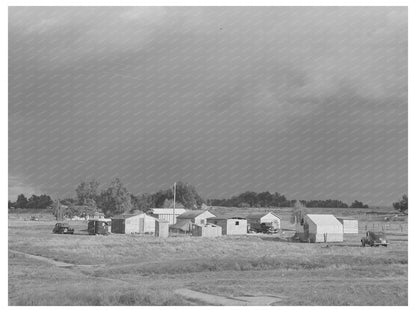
[249,223,278,234]
[52,223,74,234]
[361,231,388,247]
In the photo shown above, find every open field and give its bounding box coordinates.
[9,209,407,306]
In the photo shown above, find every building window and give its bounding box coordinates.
[235,221,239,225]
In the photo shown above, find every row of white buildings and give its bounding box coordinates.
[296,214,358,242]
[91,207,358,242]
[108,208,283,237]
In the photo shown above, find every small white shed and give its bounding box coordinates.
[246,212,281,230]
[337,217,359,234]
[207,216,247,235]
[303,214,344,243]
[177,210,216,226]
[192,223,222,237]
[111,213,157,234]
[155,219,169,237]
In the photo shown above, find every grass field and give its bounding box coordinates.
[8,208,407,306]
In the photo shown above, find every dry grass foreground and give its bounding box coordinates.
[8,211,407,306]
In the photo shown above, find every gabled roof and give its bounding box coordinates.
[336,217,357,221]
[177,210,215,219]
[155,218,170,223]
[208,215,246,220]
[112,213,142,220]
[246,212,281,220]
[150,208,187,215]
[170,219,192,230]
[194,223,221,228]
[306,214,342,226]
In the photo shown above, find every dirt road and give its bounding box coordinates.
[175,288,282,306]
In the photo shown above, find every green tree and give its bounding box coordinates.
[257,191,273,207]
[153,189,173,208]
[60,198,77,206]
[65,204,97,219]
[97,178,132,216]
[75,179,100,207]
[15,194,28,208]
[393,194,408,214]
[238,191,258,207]
[350,200,369,208]
[8,200,14,209]
[52,199,65,221]
[174,181,204,209]
[131,193,155,212]
[290,200,310,224]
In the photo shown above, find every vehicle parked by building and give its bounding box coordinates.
[248,222,278,234]
[361,231,388,247]
[52,223,74,234]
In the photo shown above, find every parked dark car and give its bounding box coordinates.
[30,216,39,221]
[52,223,74,234]
[361,231,388,247]
[249,223,278,234]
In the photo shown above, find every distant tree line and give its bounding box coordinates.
[131,181,204,213]
[8,194,53,210]
[208,191,369,209]
[299,199,349,208]
[10,180,380,217]
[49,179,206,218]
[393,194,407,214]
[208,191,294,208]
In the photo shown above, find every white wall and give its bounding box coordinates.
[225,219,247,235]
[259,214,281,229]
[341,219,358,234]
[194,211,216,225]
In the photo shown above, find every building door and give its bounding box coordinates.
[303,222,309,242]
[139,217,145,233]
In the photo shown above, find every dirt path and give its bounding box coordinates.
[9,250,76,267]
[175,288,282,306]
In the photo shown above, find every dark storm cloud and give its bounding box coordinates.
[9,7,407,205]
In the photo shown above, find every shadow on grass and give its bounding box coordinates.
[329,244,364,248]
[258,236,289,242]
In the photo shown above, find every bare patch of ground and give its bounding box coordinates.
[8,214,407,306]
[175,288,282,305]
[9,250,75,268]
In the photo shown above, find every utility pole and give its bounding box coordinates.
[56,197,62,221]
[173,182,176,224]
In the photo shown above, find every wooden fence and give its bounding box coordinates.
[360,222,407,233]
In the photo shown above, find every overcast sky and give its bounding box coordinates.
[9,7,407,205]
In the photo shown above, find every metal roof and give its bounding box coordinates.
[150,208,187,215]
[155,218,170,223]
[306,214,342,226]
[177,210,215,219]
[194,223,220,228]
[111,213,142,220]
[336,217,358,220]
[207,215,246,220]
[245,212,281,220]
[170,219,192,230]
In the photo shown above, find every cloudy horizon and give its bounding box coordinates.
[9,7,407,206]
